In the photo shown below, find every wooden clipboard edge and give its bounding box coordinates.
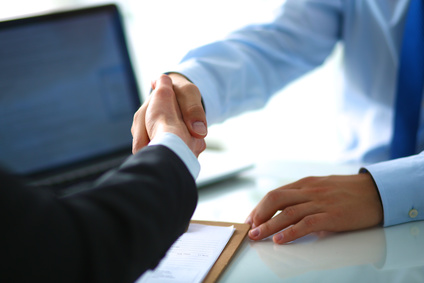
[190,220,251,283]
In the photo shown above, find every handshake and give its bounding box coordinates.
[131,73,207,157]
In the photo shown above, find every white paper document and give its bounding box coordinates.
[136,223,235,283]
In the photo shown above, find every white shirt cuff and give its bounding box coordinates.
[148,132,200,179]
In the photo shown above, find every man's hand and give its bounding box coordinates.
[131,73,207,154]
[245,173,383,244]
[131,74,206,157]
[168,73,207,138]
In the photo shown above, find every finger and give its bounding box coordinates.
[248,202,317,241]
[178,90,207,138]
[190,137,207,158]
[245,213,255,228]
[146,75,189,142]
[149,75,178,116]
[250,187,308,227]
[131,103,150,154]
[152,74,174,97]
[249,177,324,227]
[151,79,156,90]
[273,213,328,244]
[169,74,207,138]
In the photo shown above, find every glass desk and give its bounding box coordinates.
[193,160,424,282]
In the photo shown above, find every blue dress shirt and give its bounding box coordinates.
[171,0,424,226]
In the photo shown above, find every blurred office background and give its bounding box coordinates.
[1,0,344,164]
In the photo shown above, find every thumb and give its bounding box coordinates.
[168,73,207,138]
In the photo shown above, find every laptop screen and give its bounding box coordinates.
[0,5,141,179]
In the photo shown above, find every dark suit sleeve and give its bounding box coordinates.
[0,145,198,283]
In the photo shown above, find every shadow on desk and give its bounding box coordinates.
[248,221,424,281]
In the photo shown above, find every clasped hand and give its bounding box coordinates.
[131,74,206,157]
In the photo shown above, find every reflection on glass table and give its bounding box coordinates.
[194,160,424,282]
[244,221,424,282]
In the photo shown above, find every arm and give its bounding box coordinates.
[1,147,197,283]
[1,75,205,283]
[171,0,343,124]
[246,151,424,244]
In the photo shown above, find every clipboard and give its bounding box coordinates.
[190,220,250,283]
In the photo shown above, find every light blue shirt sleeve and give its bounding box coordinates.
[148,132,200,179]
[169,0,423,226]
[172,0,342,125]
[362,151,424,227]
[171,0,423,164]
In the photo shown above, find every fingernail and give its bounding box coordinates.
[249,227,260,238]
[274,233,284,243]
[192,121,207,136]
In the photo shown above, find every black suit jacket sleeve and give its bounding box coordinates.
[0,145,198,283]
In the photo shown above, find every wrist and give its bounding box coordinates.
[149,132,201,178]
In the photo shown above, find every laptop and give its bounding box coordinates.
[196,149,254,187]
[0,4,141,192]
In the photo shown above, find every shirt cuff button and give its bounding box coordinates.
[408,209,418,219]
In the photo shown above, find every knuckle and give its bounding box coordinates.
[264,190,280,204]
[306,185,324,195]
[185,104,205,119]
[177,84,203,105]
[298,176,318,184]
[154,85,174,98]
[311,186,332,197]
[177,82,200,96]
[132,141,140,154]
[282,206,296,218]
[200,140,207,152]
[303,215,320,230]
[286,225,298,239]
[158,73,171,81]
[193,139,207,156]
[133,109,140,122]
[259,221,273,235]
[251,214,264,226]
[251,211,270,227]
